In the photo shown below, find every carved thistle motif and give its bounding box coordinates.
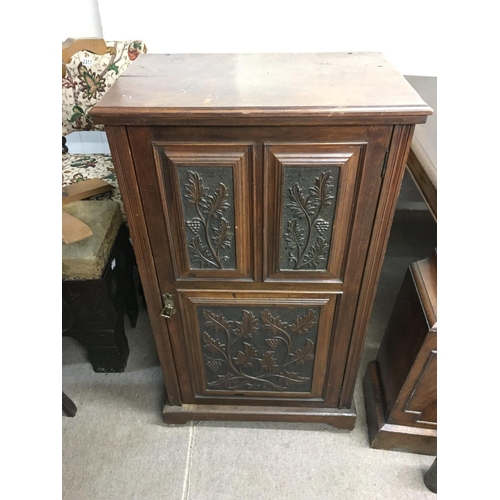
[282,170,339,270]
[200,306,320,392]
[183,170,234,269]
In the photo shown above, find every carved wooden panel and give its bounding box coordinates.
[264,143,365,282]
[152,143,253,280]
[178,291,339,400]
[280,166,340,271]
[179,167,236,270]
[199,306,320,392]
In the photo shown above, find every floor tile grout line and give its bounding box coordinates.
[181,422,196,500]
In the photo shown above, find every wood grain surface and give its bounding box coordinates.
[62,179,113,204]
[91,53,432,126]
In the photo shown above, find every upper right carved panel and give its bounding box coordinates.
[280,166,340,271]
[264,143,365,282]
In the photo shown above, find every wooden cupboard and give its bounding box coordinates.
[92,52,432,428]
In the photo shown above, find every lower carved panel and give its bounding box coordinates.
[198,306,320,393]
[179,290,338,403]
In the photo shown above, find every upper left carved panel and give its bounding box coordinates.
[179,167,236,270]
[152,143,254,280]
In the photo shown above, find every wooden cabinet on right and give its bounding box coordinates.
[363,251,437,455]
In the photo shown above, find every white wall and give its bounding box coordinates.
[67,0,436,161]
[63,0,105,153]
[98,0,438,76]
[61,0,103,40]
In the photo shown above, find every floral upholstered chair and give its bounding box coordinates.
[62,39,147,219]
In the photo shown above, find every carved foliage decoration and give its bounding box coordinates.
[199,306,320,392]
[179,167,236,270]
[281,167,340,270]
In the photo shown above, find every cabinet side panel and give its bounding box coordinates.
[125,127,198,403]
[339,124,415,408]
[321,126,394,405]
[105,125,182,405]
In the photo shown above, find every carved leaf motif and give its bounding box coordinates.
[288,184,315,218]
[290,339,315,365]
[280,369,310,387]
[209,372,236,388]
[202,307,319,392]
[189,236,216,267]
[261,310,289,335]
[184,171,206,205]
[202,331,226,354]
[203,309,231,333]
[201,183,230,217]
[309,171,335,206]
[233,310,258,338]
[301,237,328,268]
[284,219,305,249]
[260,351,278,372]
[289,309,317,334]
[212,218,233,249]
[233,342,257,367]
[282,170,337,271]
[183,172,233,269]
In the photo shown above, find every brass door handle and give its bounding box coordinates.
[160,293,176,318]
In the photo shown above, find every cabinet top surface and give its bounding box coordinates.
[91,52,432,125]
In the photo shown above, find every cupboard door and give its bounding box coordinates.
[151,143,254,281]
[177,291,340,403]
[264,143,364,282]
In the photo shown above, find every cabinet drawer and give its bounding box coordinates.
[177,290,341,404]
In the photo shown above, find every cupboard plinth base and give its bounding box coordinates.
[363,361,437,455]
[163,402,357,429]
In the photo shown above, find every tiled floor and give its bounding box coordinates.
[63,209,437,499]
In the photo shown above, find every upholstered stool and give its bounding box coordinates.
[62,200,138,372]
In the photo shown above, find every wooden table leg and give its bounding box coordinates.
[63,392,77,417]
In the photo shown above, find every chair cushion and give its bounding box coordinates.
[62,153,125,220]
[62,40,147,136]
[62,201,122,280]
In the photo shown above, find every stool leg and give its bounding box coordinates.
[124,233,140,327]
[138,279,147,308]
[125,267,139,329]
[85,317,130,372]
[424,458,437,493]
[63,392,77,417]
